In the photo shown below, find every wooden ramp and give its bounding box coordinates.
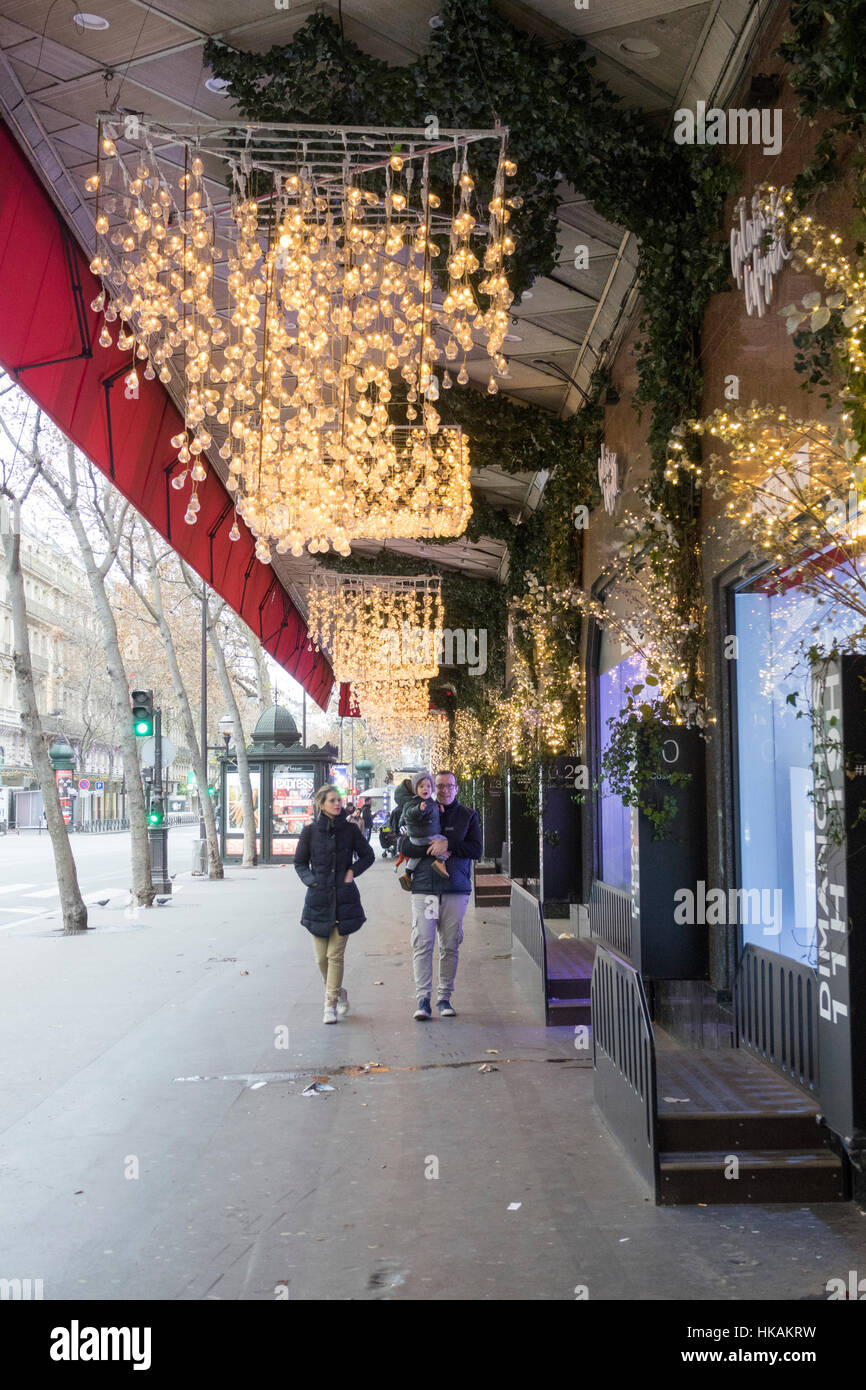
[474,863,511,908]
[654,1029,846,1205]
[545,936,594,1027]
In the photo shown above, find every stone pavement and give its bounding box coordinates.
[1,854,865,1301]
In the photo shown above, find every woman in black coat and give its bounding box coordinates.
[294,785,376,1024]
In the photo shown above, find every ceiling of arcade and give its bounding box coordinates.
[0,0,760,606]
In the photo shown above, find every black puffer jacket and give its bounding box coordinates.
[294,809,376,938]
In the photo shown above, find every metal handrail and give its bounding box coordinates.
[69,813,199,833]
[589,879,633,960]
[509,880,550,1022]
[591,945,659,1197]
[734,943,819,1094]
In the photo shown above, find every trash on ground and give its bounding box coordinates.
[478,1063,498,1073]
[485,1049,500,1055]
[373,980,384,985]
[249,1081,267,1090]
[507,1202,521,1211]
[663,1096,691,1103]
[240,970,249,976]
[302,1081,335,1096]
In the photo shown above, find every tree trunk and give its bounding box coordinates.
[207,607,257,866]
[138,541,223,879]
[1,503,87,933]
[59,501,155,905]
[247,632,272,708]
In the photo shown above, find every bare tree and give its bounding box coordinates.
[0,403,87,932]
[246,631,273,708]
[32,437,155,905]
[119,520,223,879]
[179,570,257,867]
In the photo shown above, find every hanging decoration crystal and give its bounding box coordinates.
[307,572,442,728]
[88,118,518,559]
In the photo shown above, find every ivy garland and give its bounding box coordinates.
[316,546,508,719]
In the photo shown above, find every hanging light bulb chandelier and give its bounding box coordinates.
[87,118,518,559]
[307,573,444,682]
[364,707,450,770]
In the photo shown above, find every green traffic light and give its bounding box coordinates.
[136,720,151,735]
[148,808,164,826]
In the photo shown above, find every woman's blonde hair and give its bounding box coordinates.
[314,785,342,813]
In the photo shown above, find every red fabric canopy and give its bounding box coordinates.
[338,682,361,718]
[0,122,333,710]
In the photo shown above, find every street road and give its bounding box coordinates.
[0,825,201,930]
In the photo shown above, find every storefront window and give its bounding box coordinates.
[598,647,646,892]
[733,580,853,964]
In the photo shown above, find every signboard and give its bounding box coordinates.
[78,778,90,791]
[810,656,866,1147]
[140,736,177,768]
[730,186,791,317]
[95,780,104,791]
[226,837,262,856]
[226,769,260,834]
[598,443,620,514]
[272,763,314,857]
[331,764,349,793]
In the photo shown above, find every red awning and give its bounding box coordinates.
[338,682,361,718]
[0,122,333,710]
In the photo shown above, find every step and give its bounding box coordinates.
[658,1110,829,1154]
[546,974,590,1000]
[658,1150,846,1205]
[548,997,592,1026]
[545,937,595,998]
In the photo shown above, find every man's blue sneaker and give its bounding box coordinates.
[413,997,432,1021]
[437,998,456,1017]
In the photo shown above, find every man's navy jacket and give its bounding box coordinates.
[399,799,482,895]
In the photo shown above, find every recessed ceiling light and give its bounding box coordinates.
[619,38,660,59]
[205,77,231,94]
[73,13,110,30]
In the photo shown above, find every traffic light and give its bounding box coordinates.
[131,689,154,738]
[207,784,216,798]
[147,797,165,827]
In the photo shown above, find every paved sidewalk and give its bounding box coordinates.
[1,856,865,1301]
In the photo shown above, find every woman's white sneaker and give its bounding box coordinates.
[323,1004,338,1024]
[336,988,350,1017]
